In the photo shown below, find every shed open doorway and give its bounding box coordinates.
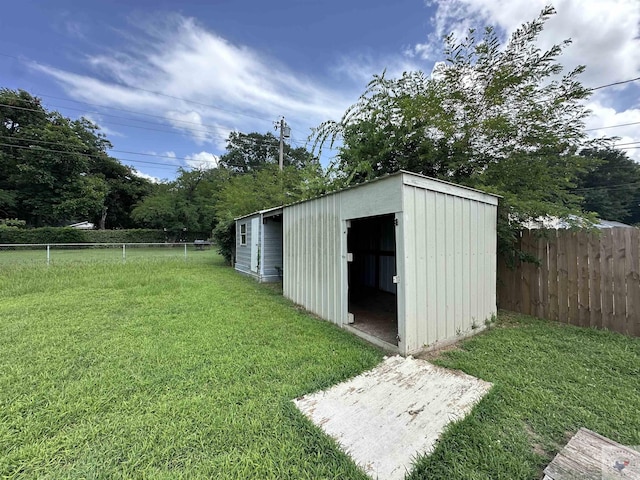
[347,214,398,346]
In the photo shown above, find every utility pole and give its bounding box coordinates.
[274,117,290,171]
[278,117,284,171]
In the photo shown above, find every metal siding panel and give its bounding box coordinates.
[488,205,498,316]
[445,195,455,338]
[402,173,499,206]
[414,188,428,350]
[309,201,315,311]
[395,210,407,355]
[282,194,343,325]
[308,201,314,311]
[340,196,348,326]
[477,203,487,323]
[435,193,447,341]
[425,190,438,346]
[485,203,497,320]
[482,204,491,321]
[402,188,417,353]
[341,176,403,219]
[453,196,463,333]
[319,200,325,316]
[462,199,471,329]
[469,201,479,326]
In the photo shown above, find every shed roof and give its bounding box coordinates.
[234,205,283,221]
[235,170,500,221]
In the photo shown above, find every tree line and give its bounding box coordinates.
[2,7,639,261]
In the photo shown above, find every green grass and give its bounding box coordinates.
[409,312,640,480]
[2,254,639,479]
[0,253,383,479]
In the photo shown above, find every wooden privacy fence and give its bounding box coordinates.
[497,227,640,337]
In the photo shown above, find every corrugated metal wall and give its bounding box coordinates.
[283,194,343,324]
[401,183,497,354]
[281,172,497,356]
[283,176,404,327]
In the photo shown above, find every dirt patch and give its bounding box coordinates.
[416,343,462,362]
[523,423,548,459]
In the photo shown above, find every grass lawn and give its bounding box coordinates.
[0,253,383,479]
[409,312,640,479]
[1,253,639,479]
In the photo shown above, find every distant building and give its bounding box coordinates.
[523,215,634,229]
[68,221,95,230]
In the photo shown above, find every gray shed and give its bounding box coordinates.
[235,171,499,355]
[235,206,283,282]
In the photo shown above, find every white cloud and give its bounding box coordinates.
[30,14,353,146]
[585,101,640,162]
[131,169,161,183]
[418,0,640,87]
[185,151,219,170]
[331,52,422,86]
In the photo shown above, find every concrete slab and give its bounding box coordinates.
[293,355,492,480]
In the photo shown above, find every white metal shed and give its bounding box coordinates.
[236,170,499,355]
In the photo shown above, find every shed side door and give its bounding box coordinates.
[250,217,260,273]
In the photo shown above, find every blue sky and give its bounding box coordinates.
[1,0,639,182]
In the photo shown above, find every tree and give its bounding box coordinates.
[131,167,232,238]
[212,163,326,264]
[312,7,608,257]
[218,131,318,173]
[577,148,640,224]
[212,131,325,263]
[0,88,153,227]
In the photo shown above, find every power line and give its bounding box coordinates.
[0,142,185,170]
[589,76,640,91]
[585,121,640,132]
[0,138,300,171]
[614,140,640,147]
[41,100,233,134]
[0,101,307,151]
[31,92,307,146]
[0,134,205,163]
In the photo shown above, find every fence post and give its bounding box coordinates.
[122,243,126,262]
[184,243,187,261]
[46,244,50,266]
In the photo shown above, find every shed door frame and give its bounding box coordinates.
[342,212,405,353]
[250,217,260,273]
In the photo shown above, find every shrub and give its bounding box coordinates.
[212,218,235,265]
[0,226,87,244]
[0,228,170,244]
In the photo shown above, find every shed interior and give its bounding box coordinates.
[347,214,398,346]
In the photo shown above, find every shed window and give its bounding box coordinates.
[240,223,247,245]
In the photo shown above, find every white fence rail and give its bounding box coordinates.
[0,242,213,265]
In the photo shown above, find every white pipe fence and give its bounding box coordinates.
[0,242,211,265]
